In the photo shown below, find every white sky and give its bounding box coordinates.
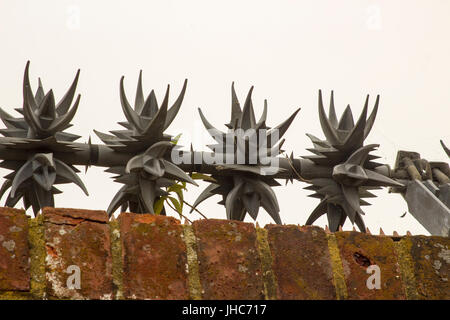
[0,0,449,235]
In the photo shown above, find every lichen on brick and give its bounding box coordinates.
[334,231,406,300]
[407,236,450,299]
[109,219,123,300]
[183,224,202,300]
[28,214,46,299]
[327,234,348,300]
[255,227,278,300]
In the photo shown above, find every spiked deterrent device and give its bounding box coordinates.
[191,83,300,224]
[0,61,448,236]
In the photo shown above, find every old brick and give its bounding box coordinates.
[43,207,113,299]
[120,212,189,300]
[335,231,405,300]
[265,224,335,299]
[193,219,264,299]
[0,207,30,291]
[406,236,449,299]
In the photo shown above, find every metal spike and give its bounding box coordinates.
[56,69,80,115]
[23,61,38,111]
[240,86,255,130]
[119,76,143,132]
[229,82,242,127]
[164,79,187,130]
[328,90,338,128]
[341,97,368,150]
[318,90,340,145]
[379,228,385,235]
[305,199,327,225]
[393,231,399,237]
[364,95,379,139]
[365,227,371,234]
[338,105,354,130]
[267,108,300,147]
[142,85,169,136]
[47,94,81,133]
[54,159,89,196]
[441,140,450,157]
[134,70,144,112]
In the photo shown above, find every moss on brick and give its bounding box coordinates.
[334,232,406,300]
[327,234,348,300]
[109,219,123,300]
[255,227,278,300]
[0,290,33,300]
[182,225,202,300]
[28,214,46,299]
[407,236,449,299]
[394,238,418,300]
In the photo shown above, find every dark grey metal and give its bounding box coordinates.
[303,90,403,232]
[94,72,196,216]
[190,83,300,224]
[390,150,450,235]
[442,140,450,158]
[0,62,86,215]
[404,179,450,237]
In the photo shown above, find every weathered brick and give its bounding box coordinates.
[43,207,113,299]
[120,212,189,300]
[406,236,449,299]
[193,219,264,299]
[265,224,335,299]
[335,231,405,300]
[0,207,30,291]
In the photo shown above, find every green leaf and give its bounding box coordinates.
[168,184,184,193]
[168,196,182,214]
[190,173,217,182]
[154,196,166,215]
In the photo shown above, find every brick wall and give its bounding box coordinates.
[0,207,448,300]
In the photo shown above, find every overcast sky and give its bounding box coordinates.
[0,1,449,235]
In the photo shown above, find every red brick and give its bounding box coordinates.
[119,212,189,299]
[43,207,113,299]
[335,231,405,300]
[265,225,335,299]
[193,219,264,299]
[407,236,449,299]
[0,207,30,291]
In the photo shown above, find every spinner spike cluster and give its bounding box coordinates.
[303,90,403,232]
[0,62,86,215]
[191,83,300,224]
[98,72,196,216]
